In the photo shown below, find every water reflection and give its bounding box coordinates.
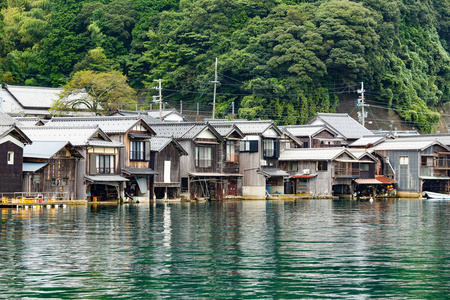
[0,200,449,298]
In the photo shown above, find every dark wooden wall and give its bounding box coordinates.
[0,141,23,195]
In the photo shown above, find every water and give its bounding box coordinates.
[1,199,449,299]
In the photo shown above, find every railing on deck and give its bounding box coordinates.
[1,192,70,204]
[334,167,360,178]
[435,158,450,169]
[226,153,238,162]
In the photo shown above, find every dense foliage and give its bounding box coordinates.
[1,0,449,131]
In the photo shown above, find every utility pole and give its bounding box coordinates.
[180,100,183,114]
[357,82,366,127]
[154,79,162,121]
[232,101,235,115]
[211,58,219,119]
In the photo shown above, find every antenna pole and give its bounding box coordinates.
[211,58,219,119]
[154,79,162,121]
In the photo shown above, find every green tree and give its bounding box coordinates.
[51,70,137,115]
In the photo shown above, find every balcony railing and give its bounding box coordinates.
[226,153,238,162]
[334,167,359,178]
[435,158,450,169]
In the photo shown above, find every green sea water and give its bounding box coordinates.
[1,199,449,299]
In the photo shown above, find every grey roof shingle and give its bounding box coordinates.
[349,136,386,147]
[373,139,450,151]
[21,126,121,147]
[209,120,279,135]
[279,147,356,161]
[308,113,373,139]
[5,85,63,108]
[46,116,146,134]
[281,124,333,137]
[23,141,72,159]
[150,137,188,155]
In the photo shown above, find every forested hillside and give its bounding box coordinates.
[1,0,449,132]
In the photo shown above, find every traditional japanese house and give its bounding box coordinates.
[209,120,301,199]
[210,123,245,197]
[0,114,32,196]
[150,137,188,200]
[347,148,397,197]
[22,141,82,200]
[46,116,157,201]
[373,139,450,196]
[279,147,359,197]
[307,113,374,145]
[281,124,342,148]
[148,122,240,200]
[21,126,125,201]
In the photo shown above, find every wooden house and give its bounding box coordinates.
[282,124,342,148]
[347,148,397,197]
[373,139,450,196]
[148,122,244,200]
[21,126,125,201]
[46,116,157,201]
[22,141,82,200]
[208,120,301,199]
[307,113,374,145]
[0,117,32,196]
[279,147,359,197]
[150,137,188,200]
[210,123,245,197]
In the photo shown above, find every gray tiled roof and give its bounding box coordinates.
[148,123,197,138]
[150,137,188,155]
[279,147,355,161]
[21,126,121,147]
[14,117,43,127]
[0,112,17,125]
[5,85,62,108]
[347,148,377,161]
[308,113,373,139]
[23,141,70,159]
[282,124,330,137]
[373,139,450,151]
[395,134,450,146]
[209,120,277,135]
[46,116,144,133]
[349,136,386,147]
[150,137,173,152]
[210,124,244,139]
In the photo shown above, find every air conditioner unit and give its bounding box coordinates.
[261,159,267,166]
[303,169,310,175]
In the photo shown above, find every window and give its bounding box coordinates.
[263,139,279,158]
[317,161,328,171]
[264,139,275,157]
[226,141,237,162]
[97,155,115,173]
[399,156,409,166]
[7,151,14,165]
[288,161,298,171]
[195,146,212,167]
[421,156,434,167]
[239,140,258,152]
[360,163,369,172]
[130,141,145,161]
[299,179,308,186]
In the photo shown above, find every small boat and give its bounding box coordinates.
[423,191,450,200]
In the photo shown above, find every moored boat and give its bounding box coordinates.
[423,191,450,200]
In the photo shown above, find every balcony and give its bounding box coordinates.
[435,158,450,169]
[226,153,238,163]
[334,167,359,178]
